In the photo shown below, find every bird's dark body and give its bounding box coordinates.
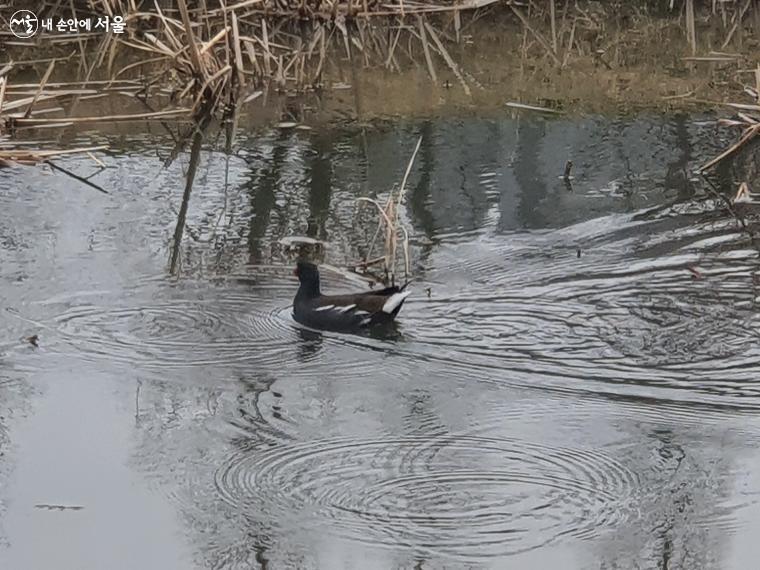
[292,261,410,332]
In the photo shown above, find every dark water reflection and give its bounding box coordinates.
[2,113,760,569]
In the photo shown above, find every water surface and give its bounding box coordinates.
[1,114,760,569]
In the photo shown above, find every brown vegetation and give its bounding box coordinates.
[2,0,760,129]
[3,1,760,192]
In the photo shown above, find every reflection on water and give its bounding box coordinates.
[1,113,759,569]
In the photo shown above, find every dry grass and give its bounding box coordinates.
[2,1,759,128]
[0,0,505,165]
[354,135,421,286]
[2,0,760,183]
[3,0,504,125]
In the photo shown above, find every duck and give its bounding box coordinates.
[292,260,411,331]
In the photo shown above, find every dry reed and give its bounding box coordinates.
[2,0,758,128]
[2,0,760,183]
[355,135,421,286]
[3,0,509,126]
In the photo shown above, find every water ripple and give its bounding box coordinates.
[215,434,638,559]
[52,297,295,370]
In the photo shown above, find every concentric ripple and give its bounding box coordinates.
[215,435,638,558]
[50,288,416,382]
[52,294,298,370]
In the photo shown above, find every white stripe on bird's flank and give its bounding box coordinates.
[382,290,411,314]
[337,304,356,313]
[315,304,335,312]
[360,317,372,326]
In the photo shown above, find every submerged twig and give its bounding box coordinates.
[45,160,108,194]
[170,128,204,274]
[700,122,760,172]
[700,173,760,255]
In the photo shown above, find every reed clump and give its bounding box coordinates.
[4,1,760,127]
[3,0,502,125]
[353,136,421,286]
[4,1,760,171]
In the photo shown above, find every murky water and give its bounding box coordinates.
[3,114,760,569]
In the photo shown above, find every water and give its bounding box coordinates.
[2,113,760,569]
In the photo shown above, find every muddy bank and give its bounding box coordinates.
[0,40,746,135]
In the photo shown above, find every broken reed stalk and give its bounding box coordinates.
[417,15,437,83]
[686,0,697,55]
[423,22,471,95]
[395,136,423,224]
[0,77,6,117]
[177,0,207,81]
[509,4,560,66]
[359,136,422,285]
[721,0,751,49]
[0,145,109,171]
[700,122,760,172]
[230,12,245,88]
[24,60,55,118]
[0,145,108,159]
[358,196,396,273]
[9,109,190,126]
[550,0,557,54]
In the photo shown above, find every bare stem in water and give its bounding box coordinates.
[358,135,422,286]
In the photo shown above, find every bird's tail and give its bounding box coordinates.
[382,290,412,314]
